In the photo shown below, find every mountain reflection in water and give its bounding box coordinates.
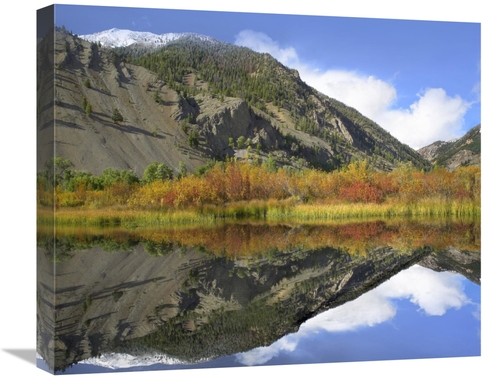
[36,219,480,373]
[236,264,479,366]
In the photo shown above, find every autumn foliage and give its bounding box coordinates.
[38,159,480,222]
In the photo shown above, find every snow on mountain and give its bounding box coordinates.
[78,352,185,369]
[75,351,216,370]
[37,351,205,371]
[78,28,216,48]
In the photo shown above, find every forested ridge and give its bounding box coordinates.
[114,36,431,172]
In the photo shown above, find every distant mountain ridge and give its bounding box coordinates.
[418,124,480,170]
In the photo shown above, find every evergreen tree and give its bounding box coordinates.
[85,103,92,117]
[81,96,88,111]
[188,130,200,147]
[178,161,187,178]
[142,162,173,184]
[236,136,246,149]
[112,108,124,124]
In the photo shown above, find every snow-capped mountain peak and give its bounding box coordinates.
[78,28,216,48]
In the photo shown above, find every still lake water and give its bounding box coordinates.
[36,219,480,374]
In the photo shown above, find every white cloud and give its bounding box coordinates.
[235,30,299,67]
[234,30,473,149]
[378,89,470,149]
[308,70,398,116]
[235,265,469,366]
[235,335,298,366]
[376,265,469,316]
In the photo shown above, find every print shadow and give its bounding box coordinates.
[3,349,37,366]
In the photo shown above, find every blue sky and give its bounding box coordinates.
[54,4,480,149]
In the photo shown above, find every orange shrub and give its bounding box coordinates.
[339,181,384,203]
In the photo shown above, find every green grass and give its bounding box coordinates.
[266,199,480,222]
[37,197,480,227]
[38,207,217,227]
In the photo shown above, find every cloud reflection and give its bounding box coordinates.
[377,264,469,316]
[236,265,469,366]
[235,336,298,366]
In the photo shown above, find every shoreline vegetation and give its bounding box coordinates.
[37,158,480,227]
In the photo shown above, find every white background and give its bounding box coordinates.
[0,1,496,378]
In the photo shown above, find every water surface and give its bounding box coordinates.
[36,219,480,373]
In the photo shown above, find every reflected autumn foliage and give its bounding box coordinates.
[38,219,480,260]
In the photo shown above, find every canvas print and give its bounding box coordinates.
[36,4,481,375]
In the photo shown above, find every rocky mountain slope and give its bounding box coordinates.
[418,124,481,170]
[38,28,432,177]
